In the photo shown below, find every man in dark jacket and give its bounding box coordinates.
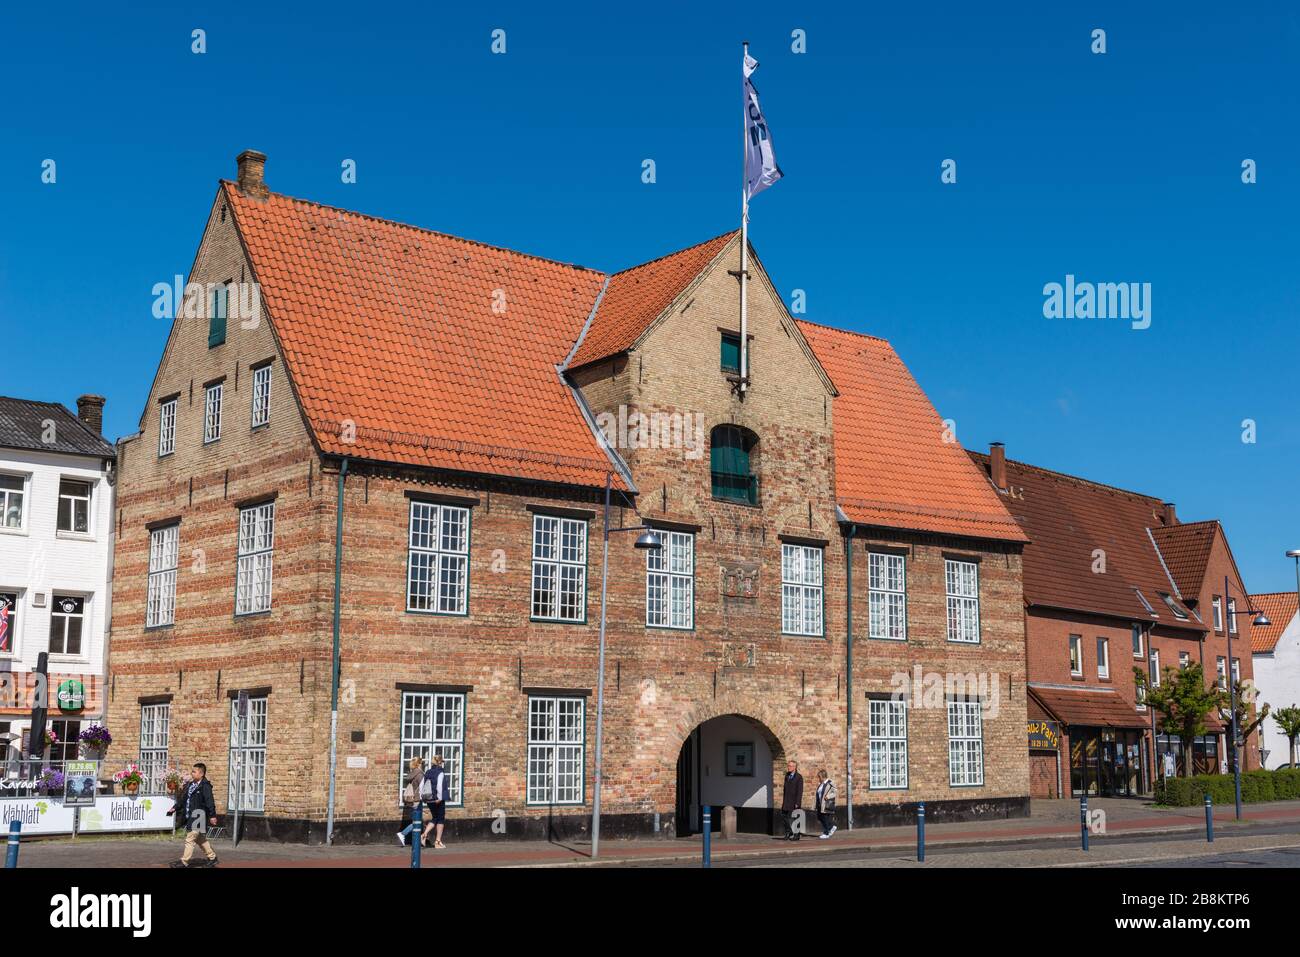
[781,760,804,841]
[168,763,219,867]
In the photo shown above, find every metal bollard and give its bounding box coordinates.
[702,805,712,869]
[411,803,423,869]
[917,802,926,862]
[5,821,19,868]
[1204,794,1214,843]
[1080,794,1089,851]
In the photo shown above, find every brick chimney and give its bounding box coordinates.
[76,395,105,436]
[1161,502,1177,526]
[989,441,1007,491]
[236,149,269,200]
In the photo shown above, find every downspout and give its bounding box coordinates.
[844,523,855,830]
[325,457,348,845]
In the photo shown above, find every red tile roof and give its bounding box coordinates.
[800,322,1027,543]
[1150,521,1219,598]
[568,231,737,370]
[970,453,1203,631]
[223,184,624,489]
[1249,592,1298,654]
[1029,684,1149,729]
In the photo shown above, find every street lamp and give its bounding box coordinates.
[591,472,661,860]
[1222,575,1270,820]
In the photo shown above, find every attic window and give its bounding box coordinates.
[721,332,741,374]
[1159,592,1188,620]
[1134,589,1155,615]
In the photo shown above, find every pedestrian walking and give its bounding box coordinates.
[420,754,449,849]
[167,763,219,868]
[781,760,804,841]
[815,769,838,838]
[396,756,426,846]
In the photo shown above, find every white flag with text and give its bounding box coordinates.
[743,53,783,200]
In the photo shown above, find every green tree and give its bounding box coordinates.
[1223,679,1269,772]
[1273,706,1300,768]
[1135,662,1227,778]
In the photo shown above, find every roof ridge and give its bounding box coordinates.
[989,453,1168,506]
[221,181,606,277]
[795,317,892,346]
[1153,519,1219,531]
[1251,591,1299,599]
[610,229,737,276]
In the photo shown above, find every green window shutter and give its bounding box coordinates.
[208,286,227,347]
[710,427,755,503]
[720,333,740,373]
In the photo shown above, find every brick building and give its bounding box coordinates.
[108,151,1030,842]
[969,445,1260,799]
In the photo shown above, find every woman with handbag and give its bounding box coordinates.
[396,756,426,846]
[815,769,838,839]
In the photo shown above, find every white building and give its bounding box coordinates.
[1250,590,1300,768]
[0,395,115,767]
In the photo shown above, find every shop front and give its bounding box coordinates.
[1068,727,1148,797]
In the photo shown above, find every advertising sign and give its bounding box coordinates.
[1027,720,1061,750]
[56,678,86,712]
[78,794,174,833]
[0,797,76,835]
[63,760,98,807]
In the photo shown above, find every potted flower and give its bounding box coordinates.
[36,768,64,795]
[163,770,182,795]
[79,724,112,759]
[113,762,144,797]
[41,728,59,751]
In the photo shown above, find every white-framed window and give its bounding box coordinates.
[228,695,267,812]
[399,692,465,805]
[1212,596,1223,632]
[49,595,85,656]
[947,699,984,786]
[1069,634,1083,676]
[0,591,19,656]
[527,696,584,805]
[945,559,980,643]
[57,479,91,533]
[0,473,25,530]
[780,543,822,637]
[531,515,586,622]
[147,524,179,628]
[648,530,694,630]
[1227,598,1238,635]
[158,398,177,457]
[203,382,223,443]
[1231,657,1241,685]
[868,551,906,640]
[1216,656,1227,690]
[868,698,908,789]
[1131,624,1143,659]
[1151,650,1161,686]
[1179,651,1191,669]
[139,703,171,791]
[406,501,469,615]
[1160,592,1188,620]
[236,502,274,615]
[1097,637,1110,679]
[250,364,272,429]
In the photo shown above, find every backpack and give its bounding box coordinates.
[403,780,417,804]
[419,773,434,801]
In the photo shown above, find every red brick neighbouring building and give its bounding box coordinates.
[107,151,1031,842]
[970,445,1260,799]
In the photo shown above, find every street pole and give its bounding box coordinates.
[1225,574,1242,820]
[591,473,612,859]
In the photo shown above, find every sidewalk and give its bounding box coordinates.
[15,797,1300,868]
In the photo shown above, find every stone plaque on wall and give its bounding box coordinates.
[720,562,759,600]
[721,642,756,670]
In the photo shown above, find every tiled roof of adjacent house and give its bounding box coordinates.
[1150,520,1219,598]
[799,322,1027,543]
[969,452,1203,631]
[567,231,737,370]
[1249,591,1298,654]
[0,396,114,458]
[222,183,625,490]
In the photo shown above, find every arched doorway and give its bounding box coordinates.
[674,713,785,837]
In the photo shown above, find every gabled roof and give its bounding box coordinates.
[969,453,1202,631]
[1249,592,1298,654]
[567,231,737,369]
[222,183,624,490]
[1150,520,1219,598]
[0,396,114,458]
[799,322,1027,543]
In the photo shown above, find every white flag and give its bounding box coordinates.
[743,53,782,200]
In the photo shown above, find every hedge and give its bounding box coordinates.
[1153,768,1300,806]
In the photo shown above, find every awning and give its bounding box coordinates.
[1029,684,1149,730]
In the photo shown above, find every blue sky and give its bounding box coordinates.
[1,3,1297,592]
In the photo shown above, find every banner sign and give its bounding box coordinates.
[56,679,86,712]
[63,760,98,807]
[0,797,76,835]
[1027,720,1061,750]
[79,795,173,833]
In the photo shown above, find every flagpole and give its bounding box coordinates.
[739,40,749,394]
